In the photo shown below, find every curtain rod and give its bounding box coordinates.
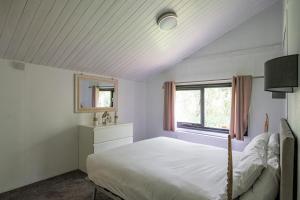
[175,76,264,84]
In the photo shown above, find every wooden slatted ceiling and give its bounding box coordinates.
[0,0,278,80]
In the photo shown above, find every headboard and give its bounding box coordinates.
[280,118,295,200]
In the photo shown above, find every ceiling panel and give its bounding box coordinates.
[0,0,27,57]
[0,0,278,80]
[14,0,56,60]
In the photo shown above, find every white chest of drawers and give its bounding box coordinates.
[78,123,133,172]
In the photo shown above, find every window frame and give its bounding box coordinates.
[176,82,232,134]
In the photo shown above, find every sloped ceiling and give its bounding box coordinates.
[0,0,278,80]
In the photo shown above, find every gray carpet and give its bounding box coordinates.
[0,170,113,200]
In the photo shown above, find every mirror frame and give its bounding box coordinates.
[75,74,118,113]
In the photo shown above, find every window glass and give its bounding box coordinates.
[175,83,231,133]
[97,91,112,107]
[176,90,201,124]
[204,87,231,129]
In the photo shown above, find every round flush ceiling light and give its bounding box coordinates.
[157,12,177,31]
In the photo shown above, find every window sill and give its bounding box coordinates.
[175,128,228,139]
[175,128,249,144]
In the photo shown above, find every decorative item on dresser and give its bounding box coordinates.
[78,123,133,173]
[101,111,111,125]
[114,111,118,124]
[93,113,99,126]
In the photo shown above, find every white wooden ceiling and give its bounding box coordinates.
[0,0,278,80]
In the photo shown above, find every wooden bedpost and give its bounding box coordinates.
[92,187,97,200]
[227,134,233,200]
[264,113,269,132]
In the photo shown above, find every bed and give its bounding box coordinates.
[86,119,295,200]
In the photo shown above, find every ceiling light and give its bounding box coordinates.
[157,12,177,31]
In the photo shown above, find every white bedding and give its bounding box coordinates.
[87,137,242,200]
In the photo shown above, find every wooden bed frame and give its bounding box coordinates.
[278,118,295,200]
[89,118,295,200]
[227,134,233,200]
[91,185,123,200]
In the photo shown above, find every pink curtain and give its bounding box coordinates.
[230,76,252,140]
[163,81,176,131]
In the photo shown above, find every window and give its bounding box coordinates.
[97,90,113,107]
[176,83,231,133]
[95,88,114,108]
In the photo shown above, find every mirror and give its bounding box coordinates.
[75,74,118,112]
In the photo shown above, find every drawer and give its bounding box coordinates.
[94,137,133,153]
[94,123,133,143]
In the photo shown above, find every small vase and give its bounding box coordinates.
[93,113,98,126]
[93,120,98,126]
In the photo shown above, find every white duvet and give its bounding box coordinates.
[87,137,242,200]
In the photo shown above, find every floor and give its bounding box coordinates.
[0,170,112,200]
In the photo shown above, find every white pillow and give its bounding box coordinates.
[244,133,270,166]
[239,166,280,200]
[268,133,280,158]
[267,133,280,182]
[240,133,280,200]
[232,133,269,198]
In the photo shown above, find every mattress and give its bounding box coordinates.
[87,137,242,200]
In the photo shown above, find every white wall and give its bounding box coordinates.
[145,2,285,151]
[189,1,283,58]
[0,59,146,193]
[284,0,300,198]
